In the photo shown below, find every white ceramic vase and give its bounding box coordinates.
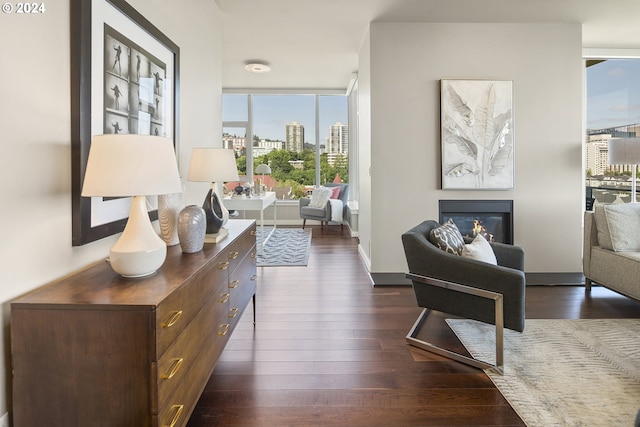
[158,192,184,246]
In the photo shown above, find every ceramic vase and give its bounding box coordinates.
[177,205,206,253]
[202,188,224,234]
[158,192,183,246]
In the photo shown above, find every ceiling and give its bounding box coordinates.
[215,0,640,91]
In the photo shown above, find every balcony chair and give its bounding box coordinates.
[299,183,348,232]
[401,220,526,374]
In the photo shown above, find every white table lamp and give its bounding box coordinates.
[187,148,239,241]
[81,135,182,278]
[608,138,640,203]
[255,163,271,190]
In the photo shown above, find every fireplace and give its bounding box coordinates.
[439,200,513,244]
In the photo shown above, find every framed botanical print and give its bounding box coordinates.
[441,79,513,190]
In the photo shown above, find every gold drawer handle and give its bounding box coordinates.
[161,310,183,328]
[250,275,257,281]
[218,323,230,336]
[251,252,257,259]
[218,293,230,303]
[164,404,184,427]
[228,307,239,318]
[162,358,184,380]
[250,230,257,236]
[229,280,240,289]
[228,251,239,259]
[218,261,230,270]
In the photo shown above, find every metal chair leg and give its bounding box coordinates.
[405,274,505,375]
[407,308,504,375]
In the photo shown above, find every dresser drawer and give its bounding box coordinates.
[225,223,257,273]
[155,258,229,358]
[156,286,231,425]
[228,250,257,323]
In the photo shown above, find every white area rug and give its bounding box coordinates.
[256,227,311,267]
[447,318,640,427]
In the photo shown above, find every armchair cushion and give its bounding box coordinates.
[309,186,333,208]
[429,219,466,255]
[461,234,497,265]
[328,186,341,199]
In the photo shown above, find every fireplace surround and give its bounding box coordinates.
[439,200,513,244]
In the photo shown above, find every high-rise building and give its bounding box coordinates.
[286,121,304,152]
[328,122,348,154]
[585,134,611,176]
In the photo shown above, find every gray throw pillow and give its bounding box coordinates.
[429,219,466,255]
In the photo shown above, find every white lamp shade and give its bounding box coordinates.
[255,164,271,174]
[82,135,182,197]
[608,138,640,165]
[187,148,240,183]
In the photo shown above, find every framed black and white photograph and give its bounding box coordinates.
[71,0,179,246]
[440,79,513,190]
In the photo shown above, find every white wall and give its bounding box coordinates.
[363,23,584,275]
[357,29,373,269]
[0,0,222,418]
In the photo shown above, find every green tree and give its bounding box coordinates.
[236,156,246,174]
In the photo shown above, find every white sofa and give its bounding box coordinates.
[583,203,640,301]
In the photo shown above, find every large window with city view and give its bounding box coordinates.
[586,58,640,206]
[222,94,348,200]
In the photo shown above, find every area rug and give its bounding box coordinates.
[446,318,640,427]
[256,227,311,267]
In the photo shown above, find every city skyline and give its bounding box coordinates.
[222,94,348,143]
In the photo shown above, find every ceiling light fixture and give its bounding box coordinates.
[244,62,271,73]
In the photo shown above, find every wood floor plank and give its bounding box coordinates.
[187,225,640,427]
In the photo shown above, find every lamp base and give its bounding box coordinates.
[109,195,167,278]
[204,227,229,243]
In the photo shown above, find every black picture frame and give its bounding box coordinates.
[71,0,180,246]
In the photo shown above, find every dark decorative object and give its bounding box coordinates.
[71,0,180,245]
[234,184,245,196]
[202,189,223,234]
[177,205,206,253]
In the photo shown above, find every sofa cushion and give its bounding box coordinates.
[461,234,497,265]
[594,203,640,251]
[429,219,466,255]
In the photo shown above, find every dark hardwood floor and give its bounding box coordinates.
[187,226,640,427]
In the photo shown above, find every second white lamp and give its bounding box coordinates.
[187,148,240,240]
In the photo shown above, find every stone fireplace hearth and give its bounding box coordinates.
[439,200,513,244]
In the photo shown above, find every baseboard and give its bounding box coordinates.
[525,272,585,286]
[371,272,585,287]
[370,272,412,287]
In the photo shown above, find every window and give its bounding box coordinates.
[222,93,349,199]
[585,58,640,203]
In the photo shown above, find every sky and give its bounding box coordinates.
[222,94,348,143]
[587,59,640,131]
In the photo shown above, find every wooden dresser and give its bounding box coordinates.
[11,219,257,427]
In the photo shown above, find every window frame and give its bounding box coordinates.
[222,89,349,199]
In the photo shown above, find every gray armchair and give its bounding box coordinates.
[300,183,349,232]
[401,220,526,374]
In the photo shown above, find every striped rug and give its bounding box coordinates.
[447,318,640,427]
[256,227,312,267]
